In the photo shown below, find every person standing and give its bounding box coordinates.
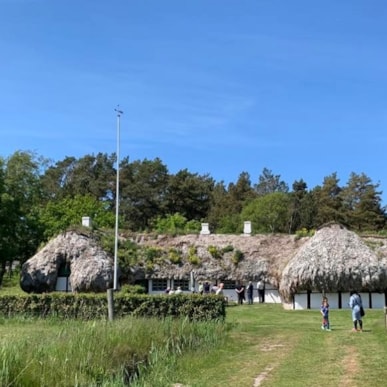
[257,279,265,303]
[235,284,245,305]
[216,283,224,296]
[247,281,254,304]
[349,290,363,332]
[320,297,330,331]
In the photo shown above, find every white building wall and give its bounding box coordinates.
[294,291,385,310]
[294,293,308,310]
[55,277,72,292]
[146,279,386,309]
[371,293,385,308]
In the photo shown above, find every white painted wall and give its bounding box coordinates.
[146,279,386,309]
[55,277,72,292]
[294,292,385,310]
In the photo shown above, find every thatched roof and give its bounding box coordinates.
[134,233,305,286]
[279,223,387,301]
[21,231,114,293]
[20,225,387,297]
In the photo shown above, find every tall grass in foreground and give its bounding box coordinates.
[0,316,225,386]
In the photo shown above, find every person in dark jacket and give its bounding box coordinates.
[235,283,245,305]
[247,281,254,304]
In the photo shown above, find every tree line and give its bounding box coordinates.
[0,150,385,283]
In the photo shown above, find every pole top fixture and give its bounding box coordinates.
[114,105,123,116]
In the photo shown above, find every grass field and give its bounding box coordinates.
[134,303,387,387]
[1,302,386,386]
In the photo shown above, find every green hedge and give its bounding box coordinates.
[0,293,226,321]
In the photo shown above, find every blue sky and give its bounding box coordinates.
[1,1,386,204]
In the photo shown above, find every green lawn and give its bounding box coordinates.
[136,303,387,387]
[1,302,386,386]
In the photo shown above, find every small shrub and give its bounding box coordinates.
[188,245,197,256]
[169,248,182,264]
[143,247,163,262]
[188,254,201,265]
[232,249,244,265]
[120,284,146,294]
[184,220,201,233]
[295,228,315,239]
[207,245,222,259]
[221,245,234,253]
[145,261,154,272]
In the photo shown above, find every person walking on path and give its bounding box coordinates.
[247,281,254,304]
[349,290,364,332]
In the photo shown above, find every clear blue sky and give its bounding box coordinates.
[1,1,386,203]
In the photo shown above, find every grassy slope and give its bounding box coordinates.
[144,304,387,387]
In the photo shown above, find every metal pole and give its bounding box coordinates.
[113,106,123,290]
[107,288,114,321]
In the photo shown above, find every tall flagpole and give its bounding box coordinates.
[113,106,123,290]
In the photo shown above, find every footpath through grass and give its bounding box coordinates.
[139,303,387,387]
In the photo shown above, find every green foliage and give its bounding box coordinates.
[232,249,244,265]
[188,254,201,265]
[119,157,170,230]
[188,245,201,265]
[340,172,386,231]
[215,213,242,234]
[241,192,290,233]
[207,245,222,259]
[1,269,20,288]
[145,261,154,272]
[295,228,315,239]
[0,151,47,274]
[254,167,289,195]
[39,194,115,239]
[221,245,234,253]
[188,245,197,256]
[154,213,201,235]
[168,248,182,264]
[154,213,187,235]
[0,293,226,322]
[41,153,116,201]
[120,284,146,294]
[165,169,215,223]
[142,247,163,262]
[184,219,201,233]
[313,173,344,226]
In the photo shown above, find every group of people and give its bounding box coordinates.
[235,280,265,305]
[197,281,225,296]
[164,286,183,295]
[320,290,365,332]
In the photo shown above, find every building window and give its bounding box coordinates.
[222,280,237,290]
[152,279,168,291]
[173,279,189,291]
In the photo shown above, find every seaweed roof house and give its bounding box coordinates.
[20,230,114,293]
[20,223,387,309]
[279,223,387,309]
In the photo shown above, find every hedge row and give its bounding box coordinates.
[0,293,226,321]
